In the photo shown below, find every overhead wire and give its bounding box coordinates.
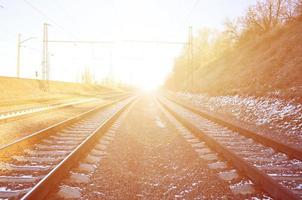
[185,0,201,25]
[23,0,65,31]
[23,0,78,39]
[52,0,81,39]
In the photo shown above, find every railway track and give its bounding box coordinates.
[0,96,135,199]
[157,95,302,200]
[44,96,135,199]
[164,94,302,160]
[0,92,129,124]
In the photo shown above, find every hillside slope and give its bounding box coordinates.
[0,76,115,103]
[173,20,302,99]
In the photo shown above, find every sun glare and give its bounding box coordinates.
[138,79,160,92]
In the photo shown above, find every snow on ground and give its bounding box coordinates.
[76,97,241,199]
[173,92,302,148]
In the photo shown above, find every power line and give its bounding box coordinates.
[23,0,65,31]
[121,40,188,45]
[47,40,114,44]
[52,0,81,39]
[185,0,200,24]
[46,39,187,45]
[23,0,78,39]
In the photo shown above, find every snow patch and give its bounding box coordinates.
[155,116,166,128]
[57,185,82,199]
[174,92,302,147]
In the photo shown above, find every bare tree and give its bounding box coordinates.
[81,67,94,84]
[242,0,283,33]
[282,0,302,20]
[224,18,241,43]
[294,0,302,18]
[241,0,301,34]
[165,0,302,91]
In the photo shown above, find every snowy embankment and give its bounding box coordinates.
[172,92,302,149]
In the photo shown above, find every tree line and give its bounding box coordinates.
[165,0,302,91]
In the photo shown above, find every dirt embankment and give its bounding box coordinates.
[0,76,119,145]
[0,76,116,105]
[172,20,302,100]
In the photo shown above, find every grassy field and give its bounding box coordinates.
[0,76,115,106]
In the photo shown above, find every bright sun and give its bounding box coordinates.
[139,80,160,91]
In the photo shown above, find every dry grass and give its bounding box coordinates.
[191,20,302,99]
[0,76,114,106]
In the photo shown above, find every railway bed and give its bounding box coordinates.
[0,92,129,124]
[0,94,300,199]
[46,96,270,199]
[157,95,302,200]
[0,96,135,199]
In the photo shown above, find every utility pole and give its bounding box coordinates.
[187,26,193,91]
[109,52,113,86]
[190,26,194,91]
[17,34,21,78]
[16,34,36,78]
[129,68,133,87]
[42,23,49,81]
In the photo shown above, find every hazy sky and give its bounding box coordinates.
[0,0,256,89]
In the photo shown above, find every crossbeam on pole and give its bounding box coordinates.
[47,40,114,44]
[47,40,187,45]
[122,40,188,45]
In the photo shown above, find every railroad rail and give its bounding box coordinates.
[0,96,135,199]
[157,95,302,200]
[163,94,302,160]
[0,92,129,123]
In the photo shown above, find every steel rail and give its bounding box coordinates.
[163,94,302,161]
[21,97,137,200]
[0,93,129,124]
[0,96,130,159]
[157,96,301,200]
[0,99,94,123]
